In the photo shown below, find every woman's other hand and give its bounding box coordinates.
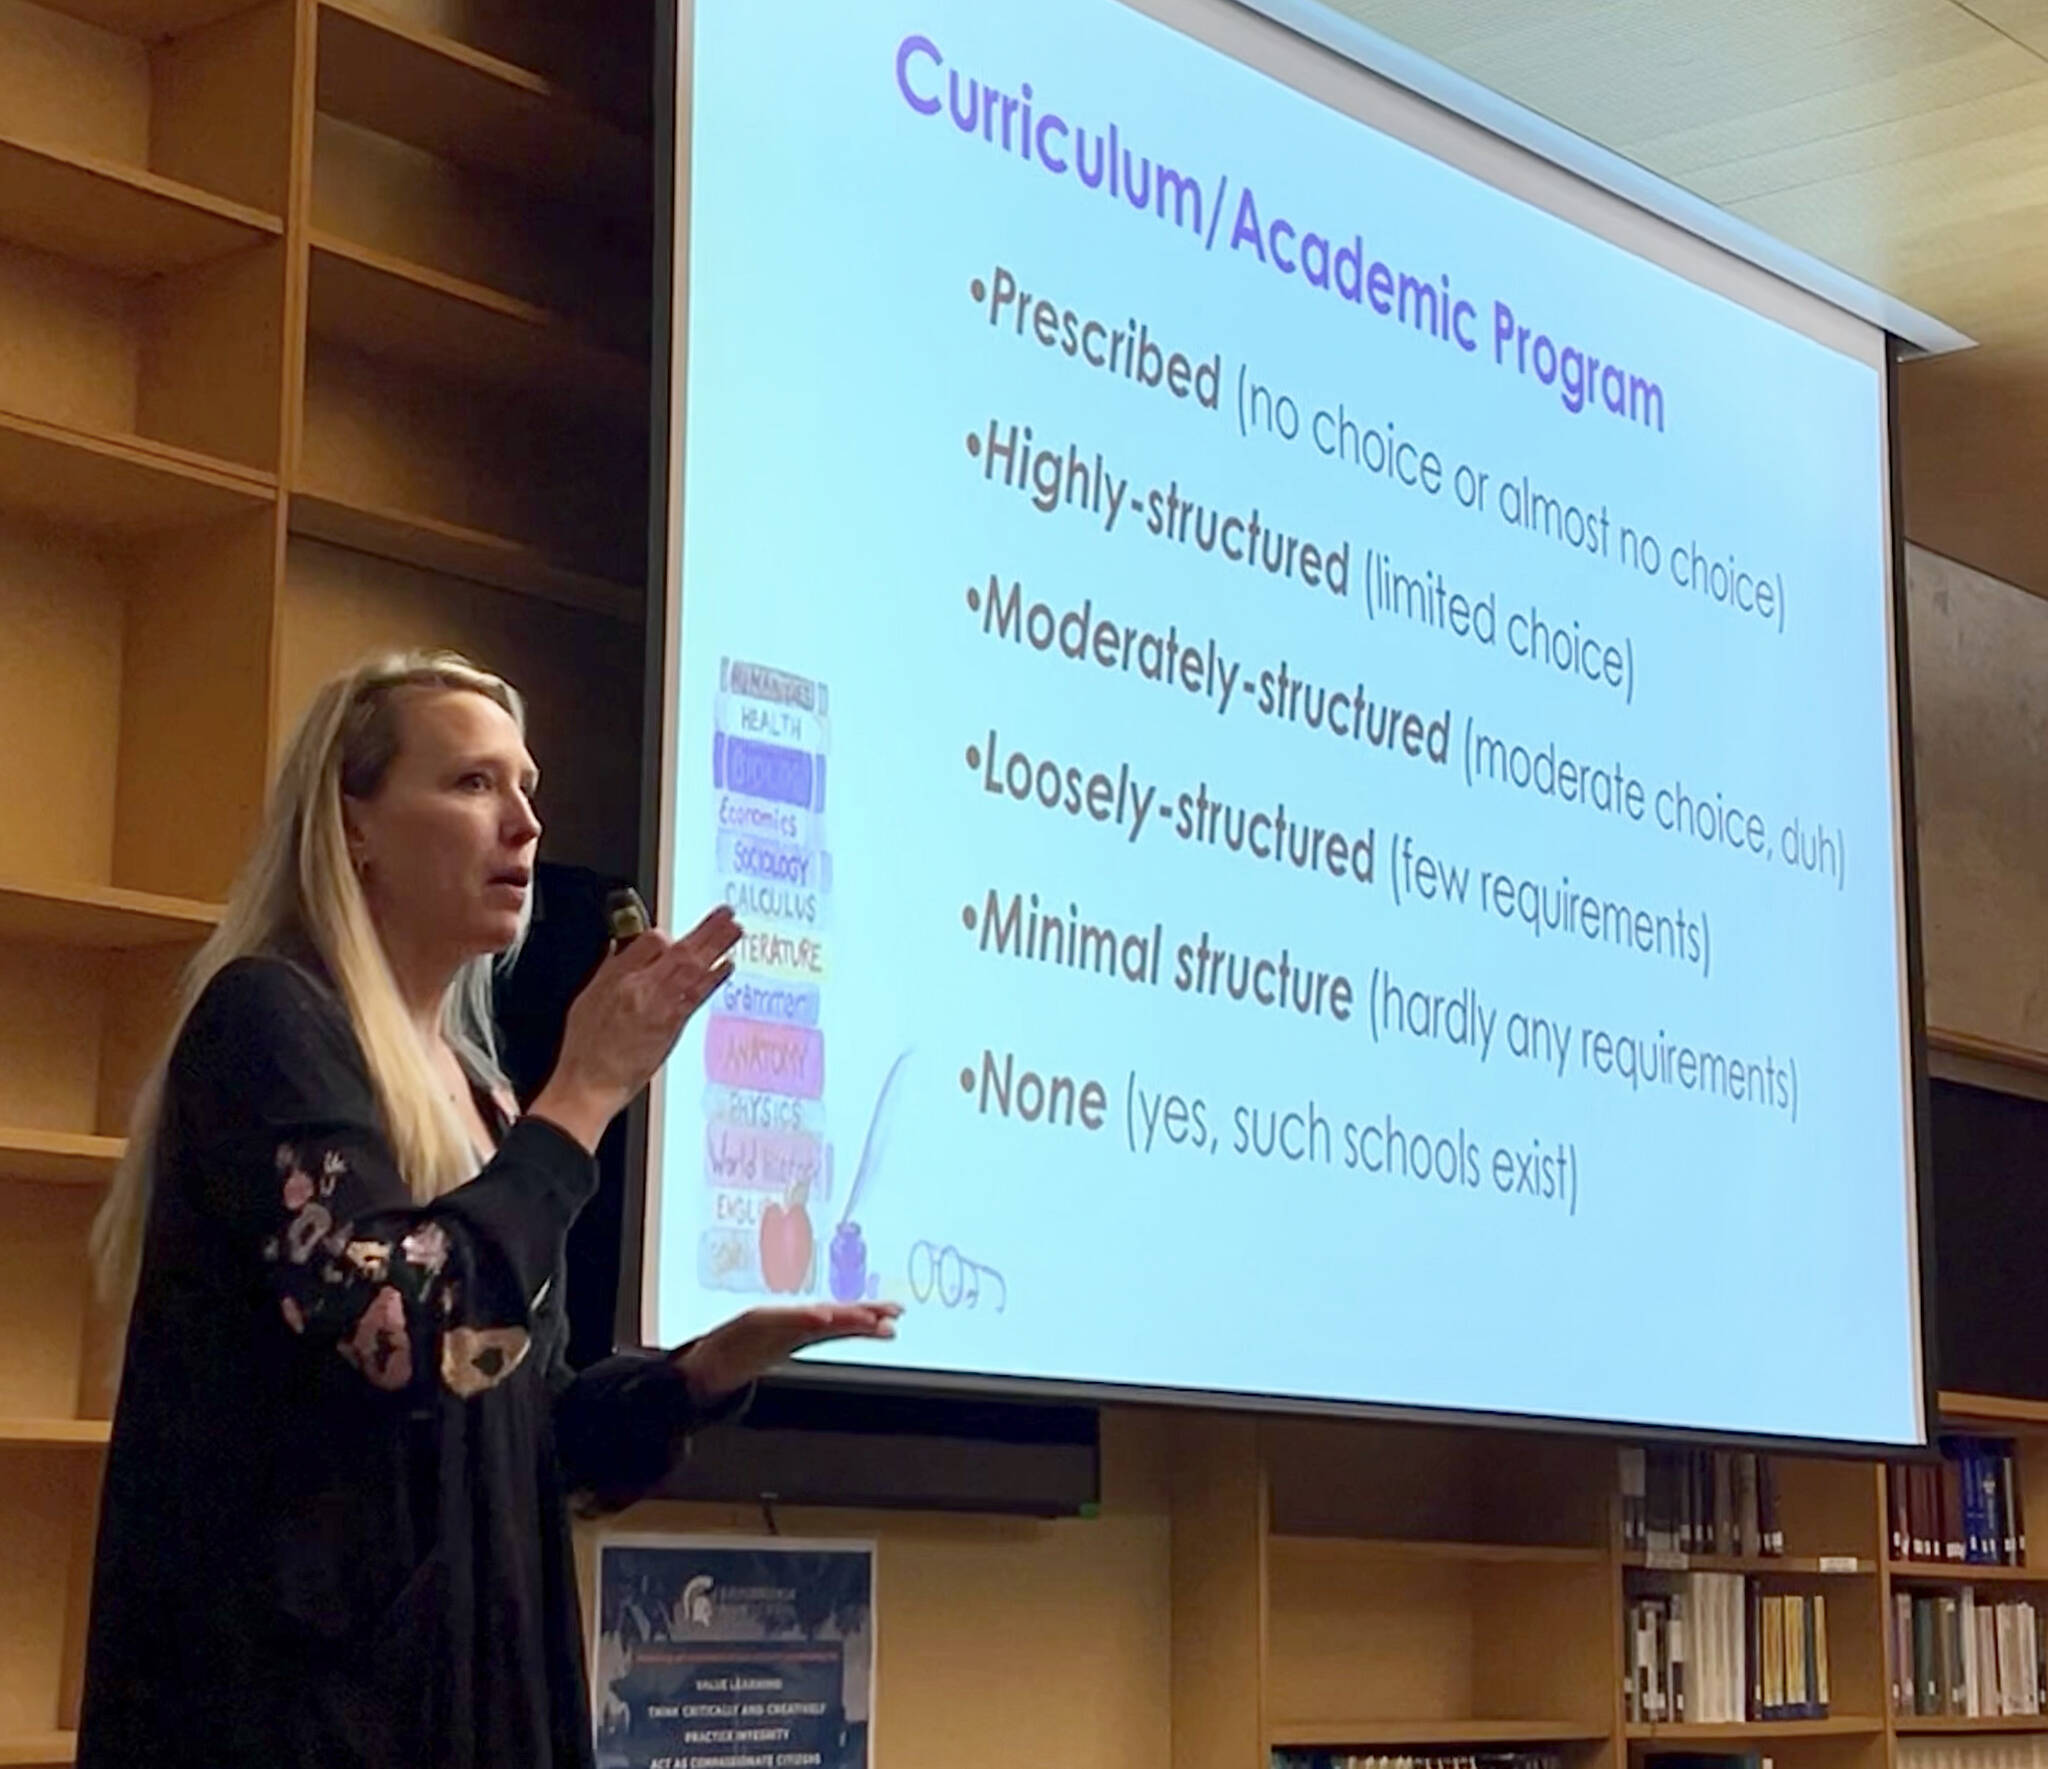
[676,1302,904,1405]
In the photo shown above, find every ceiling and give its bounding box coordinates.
[1322,0,2048,596]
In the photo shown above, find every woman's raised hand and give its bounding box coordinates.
[533,906,740,1152]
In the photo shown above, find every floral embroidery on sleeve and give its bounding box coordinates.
[260,1141,525,1398]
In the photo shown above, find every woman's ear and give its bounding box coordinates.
[340,796,370,874]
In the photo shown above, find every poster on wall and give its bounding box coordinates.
[592,1535,876,1769]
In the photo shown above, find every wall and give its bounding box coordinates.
[1906,543,2048,1055]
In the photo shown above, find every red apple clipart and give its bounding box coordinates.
[758,1176,813,1294]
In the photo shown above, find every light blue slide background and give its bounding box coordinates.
[654,0,1919,1441]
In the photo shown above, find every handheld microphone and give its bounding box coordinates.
[604,887,650,954]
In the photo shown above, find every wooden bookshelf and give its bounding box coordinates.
[0,133,281,276]
[0,1133,122,1190]
[0,0,651,1744]
[314,2,646,211]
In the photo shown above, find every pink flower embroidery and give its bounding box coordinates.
[401,1222,450,1276]
[339,1286,412,1390]
[282,1170,313,1210]
[280,1296,305,1334]
[284,1201,332,1264]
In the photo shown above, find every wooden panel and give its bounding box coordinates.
[314,0,645,214]
[0,1184,94,1419]
[0,132,280,274]
[1899,545,2048,1051]
[0,0,147,169]
[1266,1547,1475,1726]
[0,1132,122,1188]
[306,232,641,418]
[113,510,278,900]
[278,535,643,878]
[0,241,140,438]
[0,948,107,1132]
[0,525,121,885]
[140,241,284,470]
[0,1452,93,1736]
[1267,1418,1612,1548]
[1169,1415,1266,1769]
[149,0,295,212]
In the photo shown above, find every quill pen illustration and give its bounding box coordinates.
[827,1048,912,1301]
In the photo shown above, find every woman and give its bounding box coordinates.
[76,650,898,1767]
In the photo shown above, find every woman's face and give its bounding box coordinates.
[345,687,542,965]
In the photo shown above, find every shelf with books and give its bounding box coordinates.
[1268,1720,1609,1748]
[0,1132,122,1190]
[0,132,281,275]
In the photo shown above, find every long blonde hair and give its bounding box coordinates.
[90,649,532,1344]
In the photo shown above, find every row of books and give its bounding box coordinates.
[1894,1591,2048,1716]
[1890,1440,2031,1567]
[1621,1448,1784,1558]
[1900,1741,2048,1769]
[1626,1576,1829,1723]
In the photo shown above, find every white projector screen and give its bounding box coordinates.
[640,0,1932,1446]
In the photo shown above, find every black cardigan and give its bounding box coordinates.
[78,952,723,1768]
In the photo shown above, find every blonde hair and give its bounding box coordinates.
[90,649,532,1347]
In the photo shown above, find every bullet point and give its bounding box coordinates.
[965,744,981,770]
[966,584,980,612]
[959,1067,975,1093]
[961,904,977,931]
[970,277,986,303]
[966,431,981,458]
